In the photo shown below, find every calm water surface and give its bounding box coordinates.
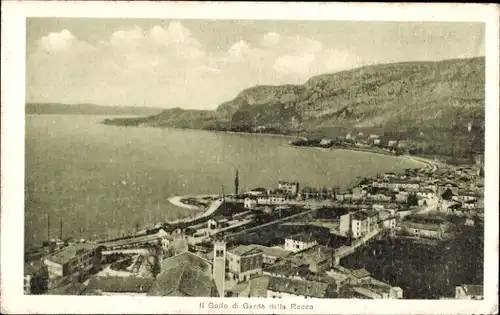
[25,115,423,247]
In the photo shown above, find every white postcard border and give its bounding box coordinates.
[1,1,498,314]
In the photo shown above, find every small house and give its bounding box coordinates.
[284,234,318,253]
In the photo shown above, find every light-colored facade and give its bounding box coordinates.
[213,241,226,297]
[388,140,398,147]
[417,189,436,199]
[244,197,258,209]
[381,217,397,230]
[340,211,380,238]
[320,138,333,146]
[44,244,101,279]
[278,181,300,196]
[398,221,446,239]
[227,246,263,282]
[284,234,318,253]
[24,275,32,294]
[256,195,287,205]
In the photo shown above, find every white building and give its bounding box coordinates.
[284,234,318,253]
[416,189,436,199]
[388,140,398,147]
[44,243,101,279]
[320,138,333,146]
[256,195,287,205]
[243,197,258,209]
[340,210,380,238]
[227,245,263,282]
[277,181,300,196]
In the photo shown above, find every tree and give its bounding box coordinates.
[391,193,397,203]
[407,193,419,207]
[134,221,141,234]
[146,240,163,278]
[29,266,49,294]
[345,229,354,246]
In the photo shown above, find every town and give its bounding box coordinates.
[24,154,484,300]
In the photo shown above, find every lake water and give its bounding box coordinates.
[25,115,423,248]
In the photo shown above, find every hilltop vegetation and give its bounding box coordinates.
[103,57,485,158]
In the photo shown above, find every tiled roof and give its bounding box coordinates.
[400,221,442,232]
[378,210,391,220]
[103,233,171,248]
[351,269,371,279]
[352,210,378,221]
[227,275,271,297]
[288,245,334,266]
[264,261,310,278]
[246,245,292,259]
[87,276,154,293]
[249,187,267,192]
[147,265,217,297]
[267,276,329,298]
[228,281,250,295]
[228,245,262,257]
[161,251,212,275]
[45,244,97,265]
[249,275,271,297]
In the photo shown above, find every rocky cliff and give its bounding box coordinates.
[216,57,484,133]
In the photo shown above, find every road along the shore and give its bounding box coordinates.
[167,197,224,224]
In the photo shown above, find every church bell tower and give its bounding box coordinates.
[213,240,226,297]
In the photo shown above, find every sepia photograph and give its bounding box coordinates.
[1,1,498,314]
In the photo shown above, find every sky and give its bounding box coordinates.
[26,19,485,110]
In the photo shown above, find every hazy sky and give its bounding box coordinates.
[26,19,485,109]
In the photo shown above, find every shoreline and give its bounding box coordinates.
[184,127,300,140]
[287,143,435,170]
[167,195,219,211]
[167,196,203,210]
[99,121,451,171]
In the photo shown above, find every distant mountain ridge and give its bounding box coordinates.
[26,103,164,116]
[103,57,485,156]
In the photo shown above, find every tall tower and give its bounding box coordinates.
[234,169,239,196]
[47,215,50,241]
[213,240,226,297]
[60,217,63,241]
